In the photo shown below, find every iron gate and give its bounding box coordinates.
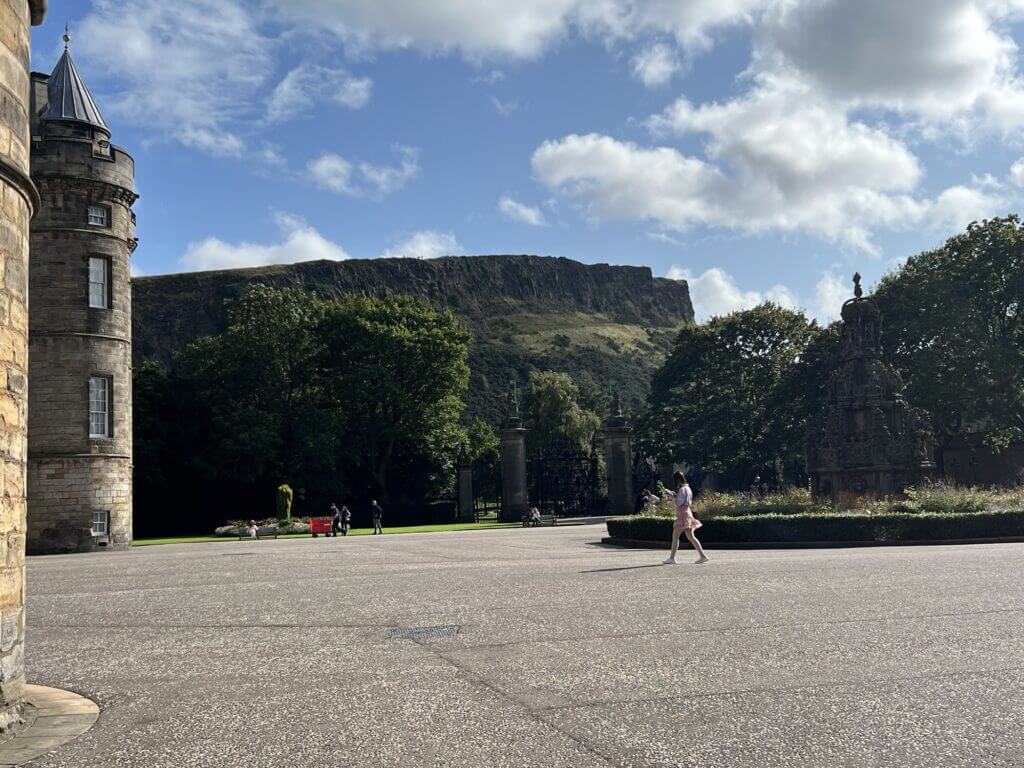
[528,440,607,517]
[632,454,659,512]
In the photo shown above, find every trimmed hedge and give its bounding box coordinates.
[606,509,1024,544]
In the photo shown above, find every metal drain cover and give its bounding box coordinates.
[388,625,460,640]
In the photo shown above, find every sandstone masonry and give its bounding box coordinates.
[27,39,135,555]
[0,0,47,731]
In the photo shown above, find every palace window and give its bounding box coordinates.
[88,376,110,438]
[91,510,109,537]
[87,205,109,227]
[88,256,110,309]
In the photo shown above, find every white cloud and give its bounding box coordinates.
[631,43,681,87]
[182,213,350,271]
[266,64,372,122]
[666,266,853,322]
[473,69,506,84]
[498,196,547,226]
[647,231,687,247]
[535,79,1003,253]
[308,146,420,199]
[1010,158,1024,187]
[381,231,464,260]
[760,0,1024,131]
[77,0,272,156]
[666,266,796,320]
[813,272,850,322]
[270,0,767,59]
[490,95,518,116]
[308,154,356,195]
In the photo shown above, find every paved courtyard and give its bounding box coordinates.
[25,524,1024,767]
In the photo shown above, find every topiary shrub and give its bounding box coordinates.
[276,484,293,523]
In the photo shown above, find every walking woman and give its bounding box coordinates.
[663,471,709,565]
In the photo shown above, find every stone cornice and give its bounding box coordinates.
[34,176,139,206]
[30,225,136,249]
[29,0,47,26]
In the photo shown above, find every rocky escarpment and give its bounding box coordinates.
[132,254,694,422]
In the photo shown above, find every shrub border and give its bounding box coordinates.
[605,509,1024,549]
[602,535,1024,550]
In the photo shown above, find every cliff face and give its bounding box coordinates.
[132,254,693,422]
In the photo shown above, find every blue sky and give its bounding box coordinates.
[30,1,1024,320]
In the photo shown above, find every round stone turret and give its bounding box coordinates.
[27,44,136,554]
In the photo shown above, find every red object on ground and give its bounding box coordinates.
[310,518,333,537]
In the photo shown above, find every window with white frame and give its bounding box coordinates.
[91,510,109,537]
[88,256,110,309]
[88,376,110,438]
[87,205,109,227]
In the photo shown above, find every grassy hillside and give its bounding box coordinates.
[132,255,693,423]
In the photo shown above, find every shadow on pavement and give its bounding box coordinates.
[580,563,664,573]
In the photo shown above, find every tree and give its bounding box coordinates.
[320,294,471,503]
[521,370,601,456]
[174,285,332,492]
[133,287,473,532]
[875,216,1024,450]
[638,303,824,488]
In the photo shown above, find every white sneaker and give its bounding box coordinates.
[695,556,709,564]
[662,556,677,565]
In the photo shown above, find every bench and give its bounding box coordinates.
[237,525,278,540]
[523,514,558,527]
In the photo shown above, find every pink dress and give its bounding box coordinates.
[672,485,701,530]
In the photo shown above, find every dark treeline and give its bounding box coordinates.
[638,217,1024,490]
[134,286,475,536]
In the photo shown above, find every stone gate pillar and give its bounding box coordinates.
[0,0,47,730]
[457,453,474,523]
[601,395,633,517]
[499,418,527,523]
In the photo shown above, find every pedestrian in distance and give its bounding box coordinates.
[371,500,383,535]
[662,471,709,565]
[330,503,343,537]
[341,505,351,536]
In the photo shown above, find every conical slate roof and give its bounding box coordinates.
[44,48,108,130]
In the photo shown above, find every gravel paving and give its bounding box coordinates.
[25,525,1024,767]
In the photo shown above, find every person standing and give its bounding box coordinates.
[371,500,383,535]
[663,471,709,565]
[341,505,352,536]
[330,503,343,537]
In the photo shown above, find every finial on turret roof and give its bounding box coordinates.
[63,22,71,49]
[853,272,863,299]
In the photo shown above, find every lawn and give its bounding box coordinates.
[133,520,530,547]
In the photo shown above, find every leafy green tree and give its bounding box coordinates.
[175,285,331,491]
[875,216,1024,450]
[465,417,499,465]
[639,303,824,488]
[320,294,471,503]
[521,370,601,455]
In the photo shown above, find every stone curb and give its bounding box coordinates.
[0,685,99,766]
[601,535,1024,550]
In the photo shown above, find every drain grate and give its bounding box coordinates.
[387,625,460,641]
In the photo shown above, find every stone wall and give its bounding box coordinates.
[0,0,47,732]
